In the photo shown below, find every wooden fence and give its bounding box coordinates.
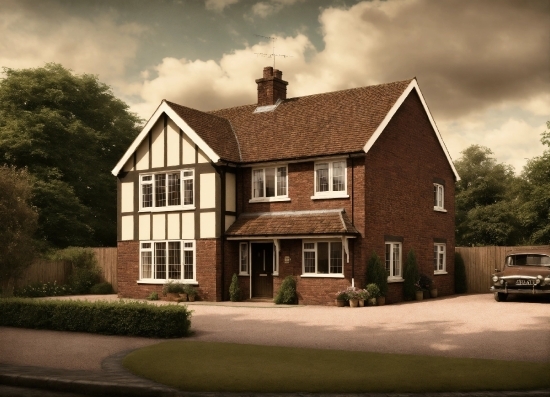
[455,245,549,293]
[16,247,118,293]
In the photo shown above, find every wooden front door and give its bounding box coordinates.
[251,243,273,298]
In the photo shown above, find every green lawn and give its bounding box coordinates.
[123,341,550,393]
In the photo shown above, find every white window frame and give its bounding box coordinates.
[385,242,403,281]
[139,169,195,212]
[312,159,349,199]
[138,240,197,284]
[433,183,446,212]
[249,165,289,203]
[239,242,249,275]
[434,243,446,274]
[301,240,345,278]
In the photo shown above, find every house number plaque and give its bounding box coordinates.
[284,256,290,263]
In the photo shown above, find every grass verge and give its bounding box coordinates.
[123,341,550,393]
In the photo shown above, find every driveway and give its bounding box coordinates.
[0,293,548,371]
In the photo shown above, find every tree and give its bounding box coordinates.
[0,64,142,248]
[454,145,521,246]
[366,252,388,297]
[403,249,419,301]
[0,165,38,294]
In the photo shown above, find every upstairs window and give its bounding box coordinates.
[140,170,194,210]
[385,242,402,280]
[313,160,347,198]
[251,166,288,201]
[434,183,445,211]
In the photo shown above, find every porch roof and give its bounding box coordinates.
[225,209,359,238]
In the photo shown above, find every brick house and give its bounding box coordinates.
[111,66,459,304]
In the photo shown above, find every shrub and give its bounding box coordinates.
[147,291,159,301]
[14,281,72,297]
[366,252,388,297]
[0,298,191,338]
[162,281,185,295]
[53,247,101,294]
[365,283,380,299]
[69,268,101,294]
[418,274,432,290]
[90,282,114,294]
[183,284,197,298]
[274,276,297,304]
[403,249,419,300]
[229,273,240,302]
[455,252,468,293]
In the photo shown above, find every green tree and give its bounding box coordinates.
[0,165,38,295]
[0,64,141,248]
[366,252,388,297]
[454,145,521,246]
[403,249,419,301]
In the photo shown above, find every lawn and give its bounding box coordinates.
[123,341,550,393]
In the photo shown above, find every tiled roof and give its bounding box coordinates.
[226,209,359,237]
[165,100,242,163]
[209,79,413,163]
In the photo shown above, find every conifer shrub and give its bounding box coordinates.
[274,276,297,304]
[229,273,240,302]
[366,252,388,297]
[454,252,468,293]
[403,249,419,300]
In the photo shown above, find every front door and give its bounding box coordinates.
[251,243,273,298]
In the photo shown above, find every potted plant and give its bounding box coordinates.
[418,274,432,299]
[414,280,424,301]
[357,288,369,307]
[162,281,184,301]
[430,279,438,298]
[365,283,380,306]
[183,284,197,302]
[346,287,360,308]
[335,290,347,307]
[367,252,388,306]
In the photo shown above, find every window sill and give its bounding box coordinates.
[433,207,447,213]
[249,197,290,203]
[387,277,404,283]
[434,271,448,275]
[238,273,249,277]
[139,206,196,213]
[311,194,349,200]
[301,274,344,278]
[137,279,198,285]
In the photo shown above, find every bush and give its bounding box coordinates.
[162,281,185,295]
[14,281,72,297]
[366,252,388,297]
[53,247,101,294]
[403,249,419,300]
[0,298,192,338]
[90,282,114,294]
[365,283,380,299]
[183,284,196,298]
[455,252,468,293]
[229,273,240,302]
[418,274,432,290]
[274,276,297,304]
[147,291,159,301]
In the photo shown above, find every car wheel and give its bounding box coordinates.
[494,292,508,302]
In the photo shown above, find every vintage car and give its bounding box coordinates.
[491,247,550,301]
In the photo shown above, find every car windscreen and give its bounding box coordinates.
[506,254,550,266]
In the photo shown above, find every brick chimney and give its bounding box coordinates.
[255,66,288,106]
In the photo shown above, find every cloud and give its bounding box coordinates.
[249,0,304,18]
[0,0,146,89]
[205,0,240,12]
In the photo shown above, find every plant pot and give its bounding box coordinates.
[368,298,377,306]
[166,292,180,301]
[430,288,438,298]
[349,298,359,308]
[358,299,365,307]
[415,291,424,301]
[188,295,196,302]
[376,296,385,306]
[335,299,346,307]
[423,290,430,299]
[179,293,188,301]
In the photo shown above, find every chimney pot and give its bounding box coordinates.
[263,66,273,78]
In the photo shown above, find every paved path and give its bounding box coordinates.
[0,293,548,396]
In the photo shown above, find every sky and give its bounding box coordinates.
[1,0,549,173]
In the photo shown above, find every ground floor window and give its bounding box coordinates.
[140,240,195,281]
[302,241,343,275]
[434,243,446,273]
[385,242,402,280]
[239,242,249,275]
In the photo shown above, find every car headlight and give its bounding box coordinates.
[492,275,499,283]
[544,277,550,285]
[500,279,504,285]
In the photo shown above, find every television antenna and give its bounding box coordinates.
[254,34,292,68]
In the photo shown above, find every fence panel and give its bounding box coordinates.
[455,245,549,293]
[91,247,118,292]
[16,260,72,287]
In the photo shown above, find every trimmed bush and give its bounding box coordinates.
[366,252,388,297]
[403,249,419,300]
[229,273,240,302]
[274,276,297,304]
[455,252,468,293]
[0,298,192,338]
[90,282,114,294]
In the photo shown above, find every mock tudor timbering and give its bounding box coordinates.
[112,67,459,305]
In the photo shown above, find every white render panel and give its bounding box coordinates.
[135,138,149,170]
[225,173,236,212]
[151,119,164,168]
[181,212,195,239]
[121,215,134,241]
[152,214,166,240]
[182,133,195,165]
[167,118,180,166]
[200,173,216,209]
[225,215,235,232]
[200,212,216,238]
[122,158,134,172]
[139,214,151,240]
[197,148,209,163]
[121,182,134,213]
[167,213,180,239]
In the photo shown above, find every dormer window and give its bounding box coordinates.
[312,160,348,199]
[140,170,194,211]
[250,165,289,203]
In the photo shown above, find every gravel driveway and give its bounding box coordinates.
[1,293,548,372]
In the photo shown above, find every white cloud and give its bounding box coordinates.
[249,0,305,19]
[205,0,239,12]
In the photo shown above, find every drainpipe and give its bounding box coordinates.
[350,155,355,288]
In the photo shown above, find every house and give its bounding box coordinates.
[111,66,459,304]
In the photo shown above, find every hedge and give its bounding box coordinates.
[0,298,192,338]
